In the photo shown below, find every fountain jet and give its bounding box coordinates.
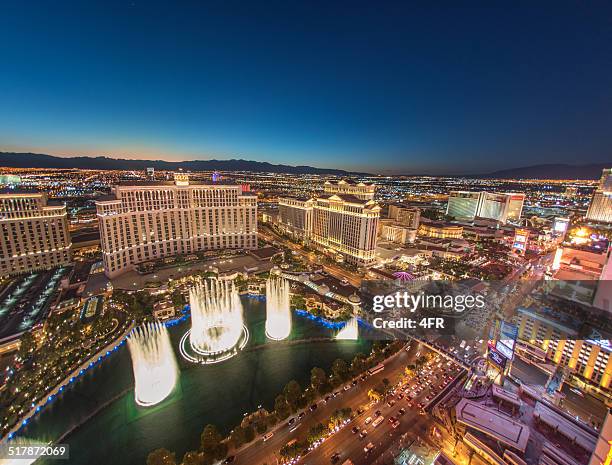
[265,277,292,341]
[336,317,359,340]
[189,279,245,355]
[128,321,178,407]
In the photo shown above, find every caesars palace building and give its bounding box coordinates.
[96,174,257,278]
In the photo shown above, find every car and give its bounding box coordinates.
[287,418,295,426]
[352,380,358,386]
[333,391,340,397]
[263,432,274,442]
[223,457,235,464]
[359,429,368,439]
[387,399,396,407]
[388,416,397,424]
[398,408,406,416]
[570,388,585,397]
[344,385,350,391]
[391,420,400,429]
[331,452,341,463]
[351,426,360,434]
[325,395,332,402]
[374,410,382,417]
[298,412,305,419]
[310,403,318,411]
[364,416,372,424]
[396,393,404,400]
[364,442,375,453]
[361,375,367,381]
[357,408,365,415]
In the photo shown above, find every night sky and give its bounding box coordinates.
[1,1,611,174]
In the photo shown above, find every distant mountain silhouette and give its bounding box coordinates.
[0,152,608,179]
[479,163,609,180]
[0,152,356,175]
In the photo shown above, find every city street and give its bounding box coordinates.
[233,342,462,465]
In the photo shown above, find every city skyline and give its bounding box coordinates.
[2,2,612,174]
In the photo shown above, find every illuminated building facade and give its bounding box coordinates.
[589,409,612,465]
[417,221,463,239]
[586,168,612,224]
[515,308,612,398]
[277,197,313,239]
[380,222,417,245]
[322,179,375,200]
[278,180,380,266]
[446,191,525,223]
[96,174,257,278]
[387,204,420,228]
[446,191,482,220]
[0,193,71,276]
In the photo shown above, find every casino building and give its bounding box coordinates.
[96,174,257,278]
[0,193,71,277]
[446,191,525,224]
[278,180,380,266]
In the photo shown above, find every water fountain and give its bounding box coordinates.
[265,277,292,341]
[179,279,249,364]
[127,321,178,407]
[335,316,359,340]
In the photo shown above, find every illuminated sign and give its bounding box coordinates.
[553,217,569,234]
[496,321,518,360]
[496,340,513,359]
[488,346,507,370]
[513,229,530,253]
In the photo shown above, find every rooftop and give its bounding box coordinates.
[455,398,530,452]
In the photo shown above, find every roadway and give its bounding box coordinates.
[233,342,463,465]
[232,343,415,465]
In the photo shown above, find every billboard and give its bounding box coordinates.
[553,217,569,234]
[513,228,529,252]
[496,321,518,360]
[487,345,507,371]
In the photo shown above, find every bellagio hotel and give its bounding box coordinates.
[96,174,257,278]
[0,193,71,277]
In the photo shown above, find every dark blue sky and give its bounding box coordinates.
[1,1,611,174]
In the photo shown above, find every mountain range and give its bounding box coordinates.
[0,152,608,179]
[0,152,353,176]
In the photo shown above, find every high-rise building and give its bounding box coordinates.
[589,408,612,465]
[96,174,257,278]
[387,204,420,228]
[322,179,375,200]
[515,307,612,400]
[278,180,380,266]
[586,168,612,224]
[146,167,155,179]
[380,223,417,245]
[446,191,482,220]
[446,191,524,223]
[277,197,313,239]
[0,193,71,277]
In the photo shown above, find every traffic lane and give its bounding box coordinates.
[233,346,415,465]
[510,357,548,386]
[300,368,442,465]
[302,406,418,465]
[560,384,606,424]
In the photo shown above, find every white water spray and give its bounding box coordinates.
[127,321,178,407]
[189,279,244,354]
[265,277,292,341]
[336,317,359,340]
